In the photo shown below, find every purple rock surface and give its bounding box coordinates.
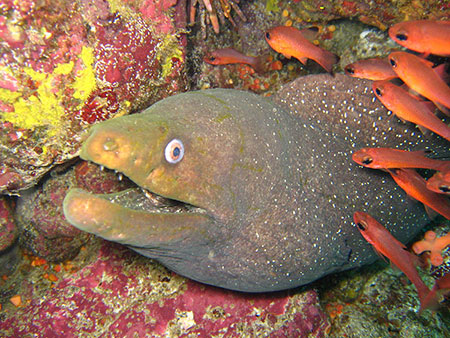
[0,241,330,337]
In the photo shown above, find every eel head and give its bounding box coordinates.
[63,91,244,250]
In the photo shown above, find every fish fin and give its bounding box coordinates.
[419,52,431,59]
[417,57,435,68]
[282,53,292,59]
[386,168,396,175]
[416,124,433,137]
[406,248,421,266]
[418,97,449,117]
[421,272,450,313]
[401,85,423,99]
[394,113,407,124]
[432,101,450,117]
[421,100,437,113]
[432,63,449,83]
[297,56,308,65]
[389,260,400,271]
[372,247,389,263]
[315,51,339,74]
[424,205,439,220]
[300,26,319,42]
[251,55,268,74]
[419,286,440,314]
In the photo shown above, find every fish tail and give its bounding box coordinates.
[250,55,267,74]
[317,49,339,74]
[416,281,432,314]
[418,285,438,315]
[422,112,450,141]
[433,102,450,117]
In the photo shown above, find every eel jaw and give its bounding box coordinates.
[63,173,212,248]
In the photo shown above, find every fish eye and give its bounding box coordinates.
[356,221,367,231]
[375,87,382,96]
[164,139,184,164]
[265,32,271,40]
[439,185,449,193]
[208,56,216,62]
[389,58,397,67]
[344,65,354,75]
[362,156,373,165]
[396,33,408,41]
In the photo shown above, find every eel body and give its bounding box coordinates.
[63,74,447,292]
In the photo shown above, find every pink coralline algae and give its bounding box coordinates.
[0,0,186,194]
[0,241,330,337]
[0,197,16,252]
[139,0,179,34]
[0,196,19,276]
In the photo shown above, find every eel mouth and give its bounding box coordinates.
[77,165,207,214]
[63,165,210,247]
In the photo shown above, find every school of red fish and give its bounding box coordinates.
[205,19,450,313]
[349,20,450,313]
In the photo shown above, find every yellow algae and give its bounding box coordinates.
[105,0,126,15]
[156,35,184,78]
[266,0,280,13]
[104,0,135,19]
[0,88,21,102]
[73,46,97,104]
[112,100,131,118]
[0,47,97,136]
[5,73,65,135]
[24,67,46,82]
[54,61,74,75]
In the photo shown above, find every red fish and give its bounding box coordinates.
[372,80,450,141]
[352,148,450,171]
[389,20,450,57]
[203,48,264,73]
[427,170,450,195]
[420,272,450,313]
[388,169,450,219]
[344,58,397,81]
[353,211,430,310]
[265,26,338,73]
[388,51,450,110]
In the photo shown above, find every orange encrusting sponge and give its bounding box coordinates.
[412,231,450,266]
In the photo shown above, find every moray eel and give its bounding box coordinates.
[63,74,447,292]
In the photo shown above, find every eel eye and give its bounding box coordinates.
[375,87,382,96]
[265,32,271,40]
[344,65,354,75]
[439,185,450,193]
[362,156,373,165]
[164,139,184,164]
[396,33,408,41]
[389,57,397,67]
[356,221,367,231]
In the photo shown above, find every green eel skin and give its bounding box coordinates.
[63,74,448,292]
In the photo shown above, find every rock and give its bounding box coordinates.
[0,0,187,194]
[0,240,330,337]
